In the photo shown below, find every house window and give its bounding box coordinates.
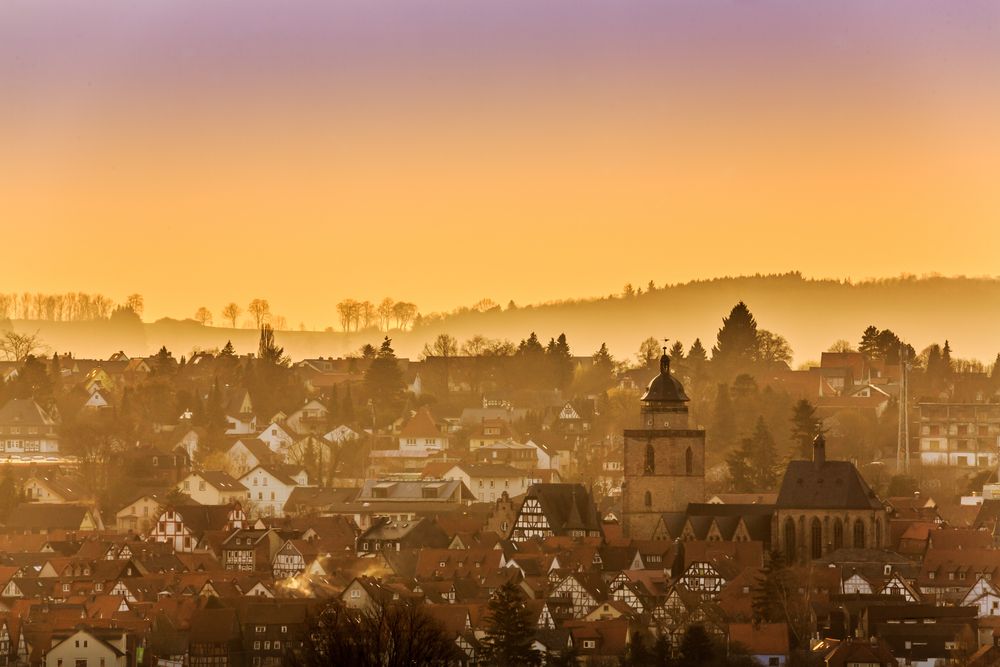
[583,640,596,649]
[351,589,361,598]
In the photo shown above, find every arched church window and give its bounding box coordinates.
[783,518,796,563]
[833,519,844,551]
[874,518,882,548]
[644,443,655,474]
[644,491,652,508]
[810,518,822,560]
[685,447,693,475]
[853,519,865,549]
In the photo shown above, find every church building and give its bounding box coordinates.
[773,434,887,563]
[622,348,705,539]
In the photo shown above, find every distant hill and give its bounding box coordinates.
[6,273,1000,366]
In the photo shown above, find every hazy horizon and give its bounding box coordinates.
[3,0,1000,328]
[6,273,1000,368]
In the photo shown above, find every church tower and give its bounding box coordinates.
[622,346,705,539]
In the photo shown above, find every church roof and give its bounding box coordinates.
[776,460,883,510]
[640,352,688,403]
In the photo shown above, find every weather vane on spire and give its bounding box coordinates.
[661,338,670,374]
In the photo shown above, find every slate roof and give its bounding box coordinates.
[174,504,237,536]
[27,474,86,502]
[776,460,883,510]
[193,471,247,493]
[525,484,603,535]
[226,438,275,465]
[5,504,96,531]
[0,398,57,426]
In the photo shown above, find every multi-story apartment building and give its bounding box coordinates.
[918,402,1000,467]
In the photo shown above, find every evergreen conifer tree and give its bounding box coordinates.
[727,417,779,492]
[480,581,541,667]
[712,302,758,378]
[711,383,736,450]
[365,338,404,424]
[677,625,715,667]
[790,399,822,459]
[858,325,880,358]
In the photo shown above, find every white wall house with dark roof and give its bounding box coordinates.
[0,399,59,454]
[442,463,530,503]
[239,464,310,518]
[178,471,248,505]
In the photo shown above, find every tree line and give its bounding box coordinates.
[334,298,418,333]
[0,292,143,322]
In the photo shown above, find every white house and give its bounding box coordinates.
[399,408,448,453]
[225,438,276,476]
[257,420,296,453]
[441,463,529,503]
[0,398,60,454]
[83,388,112,411]
[324,425,361,444]
[961,575,1000,618]
[285,399,329,435]
[44,628,127,667]
[238,464,310,518]
[178,471,248,505]
[525,439,563,474]
[225,390,257,435]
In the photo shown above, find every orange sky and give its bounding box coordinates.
[2,1,999,328]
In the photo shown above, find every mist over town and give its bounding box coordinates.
[4,0,1000,665]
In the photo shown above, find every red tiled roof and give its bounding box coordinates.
[399,408,442,439]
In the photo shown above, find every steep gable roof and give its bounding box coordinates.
[525,484,603,535]
[0,399,56,426]
[776,460,883,510]
[399,408,442,439]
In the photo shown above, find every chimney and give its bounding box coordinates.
[813,434,826,466]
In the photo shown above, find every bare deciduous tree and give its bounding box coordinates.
[377,298,395,331]
[391,301,418,330]
[421,333,458,359]
[295,600,460,667]
[248,299,271,328]
[194,307,213,326]
[0,330,45,362]
[125,293,144,317]
[359,301,375,330]
[222,303,242,328]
